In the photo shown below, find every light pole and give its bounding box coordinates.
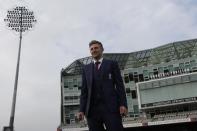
[3,6,37,131]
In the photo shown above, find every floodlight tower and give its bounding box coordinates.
[3,6,37,131]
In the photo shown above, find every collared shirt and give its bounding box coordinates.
[93,57,103,69]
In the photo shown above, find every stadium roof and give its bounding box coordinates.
[62,38,197,76]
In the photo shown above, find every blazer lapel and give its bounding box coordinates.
[88,62,94,90]
[85,62,94,116]
[99,59,106,78]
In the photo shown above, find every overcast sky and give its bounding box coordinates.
[0,0,197,131]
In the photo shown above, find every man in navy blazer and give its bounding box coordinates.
[78,40,127,131]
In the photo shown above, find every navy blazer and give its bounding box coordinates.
[80,59,127,116]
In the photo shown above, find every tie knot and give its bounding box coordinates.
[95,61,100,70]
[95,61,100,65]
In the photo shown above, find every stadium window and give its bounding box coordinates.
[74,96,78,99]
[165,58,170,62]
[164,67,169,74]
[126,93,131,96]
[144,77,149,81]
[131,90,137,99]
[69,114,75,119]
[129,73,134,81]
[64,85,68,88]
[124,74,129,83]
[185,61,190,65]
[150,112,155,118]
[64,81,68,87]
[134,77,138,83]
[133,105,139,113]
[129,113,134,117]
[183,106,189,111]
[65,113,70,117]
[78,86,82,90]
[126,88,131,93]
[153,68,158,75]
[139,74,144,82]
[64,96,69,101]
[65,118,70,124]
[134,72,138,76]
[133,72,139,82]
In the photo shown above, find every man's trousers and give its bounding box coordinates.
[87,103,123,131]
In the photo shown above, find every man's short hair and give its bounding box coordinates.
[89,40,103,49]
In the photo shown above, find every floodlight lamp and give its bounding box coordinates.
[4,6,37,33]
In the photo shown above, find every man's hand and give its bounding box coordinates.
[120,106,127,116]
[77,112,85,121]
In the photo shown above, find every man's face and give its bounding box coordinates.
[89,43,103,60]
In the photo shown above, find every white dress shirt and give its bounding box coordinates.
[93,57,103,69]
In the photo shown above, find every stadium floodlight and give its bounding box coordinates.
[3,6,37,131]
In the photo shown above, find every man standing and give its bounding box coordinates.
[78,40,127,131]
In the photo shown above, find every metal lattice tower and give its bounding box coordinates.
[3,6,37,131]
